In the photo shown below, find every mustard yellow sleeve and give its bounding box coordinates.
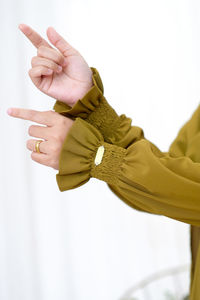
[53,67,141,146]
[56,105,200,226]
[168,104,200,163]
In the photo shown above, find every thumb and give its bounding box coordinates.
[46,27,78,57]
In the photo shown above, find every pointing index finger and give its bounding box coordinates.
[7,107,56,127]
[18,23,52,49]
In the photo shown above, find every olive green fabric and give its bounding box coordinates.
[53,67,200,299]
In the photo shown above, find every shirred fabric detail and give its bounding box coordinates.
[56,118,126,191]
[53,67,137,144]
[91,143,126,185]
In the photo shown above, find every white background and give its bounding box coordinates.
[0,0,200,299]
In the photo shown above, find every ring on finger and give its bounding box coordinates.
[35,140,44,153]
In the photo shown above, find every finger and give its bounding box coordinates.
[27,139,47,154]
[28,66,53,87]
[29,65,53,78]
[28,125,51,140]
[31,151,51,167]
[7,108,57,126]
[31,56,62,73]
[46,27,78,58]
[37,46,65,66]
[18,23,52,49]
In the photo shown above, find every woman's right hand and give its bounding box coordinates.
[19,24,93,107]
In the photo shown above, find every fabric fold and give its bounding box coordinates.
[53,67,105,119]
[53,67,136,144]
[56,117,127,191]
[53,65,200,299]
[56,117,103,191]
[56,115,200,226]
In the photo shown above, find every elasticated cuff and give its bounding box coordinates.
[56,117,126,191]
[53,67,131,144]
[53,67,104,119]
[91,142,126,185]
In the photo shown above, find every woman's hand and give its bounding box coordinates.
[7,107,74,170]
[19,24,93,107]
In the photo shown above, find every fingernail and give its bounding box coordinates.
[18,24,25,31]
[7,108,13,115]
[46,69,53,74]
[57,66,62,73]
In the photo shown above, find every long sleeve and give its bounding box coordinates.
[53,67,200,224]
[56,106,200,226]
[54,67,200,299]
[168,105,200,163]
[53,67,144,147]
[167,102,200,295]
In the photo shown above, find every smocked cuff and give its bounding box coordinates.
[53,67,129,144]
[56,117,126,191]
[53,67,104,118]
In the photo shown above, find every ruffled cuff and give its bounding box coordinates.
[53,67,132,144]
[56,117,126,192]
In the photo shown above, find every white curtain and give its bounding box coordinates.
[1,0,199,299]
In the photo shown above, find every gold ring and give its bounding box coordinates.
[35,140,43,153]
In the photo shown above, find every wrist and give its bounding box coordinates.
[69,81,94,108]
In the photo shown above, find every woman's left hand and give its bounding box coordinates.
[7,107,74,170]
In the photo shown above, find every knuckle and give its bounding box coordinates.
[49,139,60,153]
[37,46,44,56]
[49,61,56,70]
[58,54,64,64]
[31,56,37,65]
[53,50,63,63]
[37,37,44,48]
[51,129,60,140]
